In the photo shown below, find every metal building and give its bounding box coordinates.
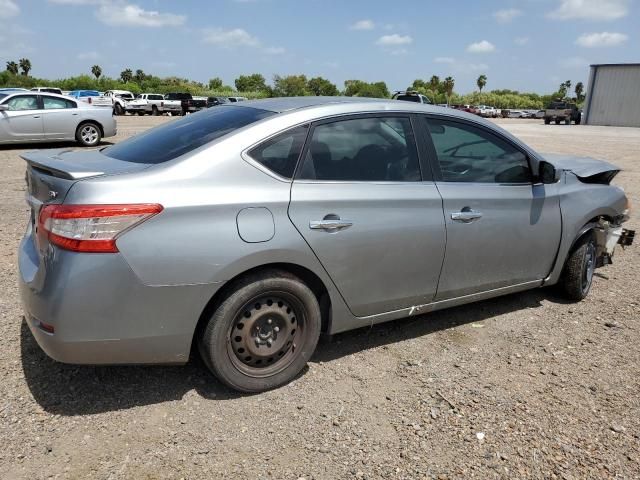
[583,63,640,128]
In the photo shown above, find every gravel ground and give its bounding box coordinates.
[1,116,638,480]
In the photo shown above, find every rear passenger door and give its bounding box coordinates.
[41,96,79,140]
[288,114,446,317]
[420,116,562,300]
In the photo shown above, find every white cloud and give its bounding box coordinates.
[549,0,629,20]
[350,19,374,30]
[264,46,285,55]
[493,8,522,23]
[376,34,412,46]
[97,3,186,27]
[77,51,100,60]
[0,0,19,18]
[514,37,529,45]
[434,57,455,64]
[575,31,628,47]
[466,40,495,53]
[203,28,260,47]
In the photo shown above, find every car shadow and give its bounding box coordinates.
[21,287,570,416]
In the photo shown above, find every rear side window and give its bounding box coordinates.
[248,125,308,179]
[43,96,76,109]
[104,106,274,164]
[298,116,421,182]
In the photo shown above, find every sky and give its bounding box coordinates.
[0,0,638,94]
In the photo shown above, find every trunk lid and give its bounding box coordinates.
[542,153,621,184]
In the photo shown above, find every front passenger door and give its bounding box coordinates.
[0,95,44,142]
[422,116,562,300]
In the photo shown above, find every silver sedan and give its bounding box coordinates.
[0,91,116,146]
[19,97,633,392]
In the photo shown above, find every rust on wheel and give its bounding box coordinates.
[227,293,306,378]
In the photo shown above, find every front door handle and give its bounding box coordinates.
[33,115,40,118]
[309,218,353,232]
[451,209,483,223]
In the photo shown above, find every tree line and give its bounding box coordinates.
[1,59,586,109]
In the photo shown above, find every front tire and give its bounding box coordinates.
[544,117,551,125]
[75,122,101,147]
[114,103,124,116]
[559,233,597,301]
[199,270,321,393]
[151,105,159,116]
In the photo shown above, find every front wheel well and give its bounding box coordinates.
[192,263,332,351]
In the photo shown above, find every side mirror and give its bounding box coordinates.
[0,104,8,111]
[539,160,559,184]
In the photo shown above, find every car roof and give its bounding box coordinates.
[232,96,464,116]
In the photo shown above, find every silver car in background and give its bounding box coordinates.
[19,97,633,392]
[0,91,116,146]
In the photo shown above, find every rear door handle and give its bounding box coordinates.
[33,115,40,118]
[309,219,353,231]
[451,210,483,222]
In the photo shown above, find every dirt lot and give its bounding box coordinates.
[1,116,638,479]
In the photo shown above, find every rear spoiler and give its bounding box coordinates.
[21,149,104,180]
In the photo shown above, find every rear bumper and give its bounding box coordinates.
[19,231,221,365]
[102,117,117,138]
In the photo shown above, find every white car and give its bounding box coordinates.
[0,91,116,146]
[477,105,500,118]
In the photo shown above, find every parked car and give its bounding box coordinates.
[104,90,135,115]
[0,91,116,146]
[206,96,228,107]
[126,93,181,116]
[164,92,207,115]
[505,109,527,118]
[544,101,582,125]
[0,87,29,92]
[392,91,432,104]
[19,97,633,393]
[67,90,112,108]
[477,105,500,118]
[31,87,63,95]
[227,96,248,103]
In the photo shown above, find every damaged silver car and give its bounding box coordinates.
[19,97,634,392]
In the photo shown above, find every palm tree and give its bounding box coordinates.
[120,68,133,83]
[443,76,455,106]
[6,61,18,75]
[574,81,585,102]
[91,65,102,80]
[477,74,487,93]
[134,69,145,83]
[19,58,31,76]
[428,75,440,100]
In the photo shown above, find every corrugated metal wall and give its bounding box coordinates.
[585,65,640,127]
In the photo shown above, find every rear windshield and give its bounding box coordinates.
[396,95,421,103]
[103,106,274,164]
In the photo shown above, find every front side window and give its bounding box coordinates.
[298,116,420,182]
[426,118,531,183]
[43,96,75,109]
[248,125,308,179]
[104,106,274,164]
[6,95,39,111]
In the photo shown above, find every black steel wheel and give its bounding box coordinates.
[199,270,321,392]
[559,233,597,301]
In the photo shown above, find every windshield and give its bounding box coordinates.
[103,106,274,164]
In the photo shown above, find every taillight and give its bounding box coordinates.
[38,204,163,253]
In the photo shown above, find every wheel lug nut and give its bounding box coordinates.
[267,318,272,324]
[267,340,272,347]
[274,326,280,333]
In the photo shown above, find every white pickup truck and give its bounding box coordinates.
[104,90,136,115]
[125,93,183,116]
[477,105,500,118]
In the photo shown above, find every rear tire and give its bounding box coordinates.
[137,111,145,116]
[555,118,561,125]
[544,117,551,125]
[199,270,321,393]
[114,104,124,116]
[575,116,581,125]
[75,122,101,147]
[559,233,597,301]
